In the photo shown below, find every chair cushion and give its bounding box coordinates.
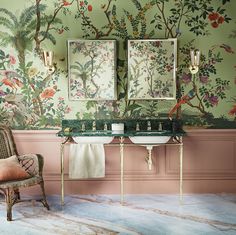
[0,155,30,182]
[17,154,39,176]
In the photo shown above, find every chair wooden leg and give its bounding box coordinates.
[14,188,20,200]
[39,181,50,210]
[6,188,13,221]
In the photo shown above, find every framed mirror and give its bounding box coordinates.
[127,38,177,100]
[68,39,117,100]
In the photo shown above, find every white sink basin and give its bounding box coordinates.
[129,136,171,144]
[73,136,114,144]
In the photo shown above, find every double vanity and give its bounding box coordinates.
[57,119,185,205]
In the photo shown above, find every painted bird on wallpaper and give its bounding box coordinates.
[1,70,23,95]
[219,44,234,54]
[168,85,197,120]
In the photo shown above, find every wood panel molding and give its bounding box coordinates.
[12,129,236,193]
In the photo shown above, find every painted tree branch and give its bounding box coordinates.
[34,0,75,52]
[34,0,41,52]
[156,1,174,38]
[79,0,114,39]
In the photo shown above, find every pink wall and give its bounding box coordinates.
[13,129,236,195]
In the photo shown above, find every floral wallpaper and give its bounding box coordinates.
[128,39,176,100]
[68,40,116,100]
[0,0,235,129]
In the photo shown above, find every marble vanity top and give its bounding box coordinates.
[57,119,185,137]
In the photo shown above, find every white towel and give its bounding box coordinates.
[69,142,105,179]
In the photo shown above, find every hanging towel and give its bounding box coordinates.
[69,141,105,179]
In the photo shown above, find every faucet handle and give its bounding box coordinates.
[147,121,151,131]
[158,122,163,131]
[92,121,96,131]
[104,123,108,131]
[136,122,140,131]
[81,123,85,131]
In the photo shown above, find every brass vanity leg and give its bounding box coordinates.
[119,136,124,205]
[60,142,65,206]
[179,137,183,204]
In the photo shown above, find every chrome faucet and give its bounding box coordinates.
[92,121,96,131]
[158,122,163,131]
[147,121,151,131]
[136,122,140,131]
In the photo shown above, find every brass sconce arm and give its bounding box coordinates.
[189,50,200,74]
[43,51,55,73]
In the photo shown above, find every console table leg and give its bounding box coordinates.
[179,138,183,204]
[60,143,65,206]
[120,136,124,205]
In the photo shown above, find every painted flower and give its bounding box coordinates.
[209,95,219,106]
[218,16,224,24]
[208,12,225,28]
[166,65,173,72]
[58,97,64,101]
[229,105,236,116]
[65,106,72,114]
[199,76,209,84]
[4,102,17,110]
[127,15,133,21]
[154,41,161,47]
[181,72,191,84]
[63,0,71,6]
[0,90,6,96]
[2,78,13,87]
[149,56,155,61]
[57,103,63,108]
[41,88,56,99]
[28,67,38,78]
[144,3,151,10]
[211,22,218,28]
[76,90,84,97]
[58,29,64,34]
[208,12,219,21]
[87,4,92,12]
[80,1,84,6]
[9,55,16,65]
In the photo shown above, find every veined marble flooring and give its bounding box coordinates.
[1,194,236,235]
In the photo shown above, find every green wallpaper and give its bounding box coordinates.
[0,0,235,129]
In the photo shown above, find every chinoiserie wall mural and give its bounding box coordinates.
[127,39,177,100]
[0,0,235,129]
[68,39,117,100]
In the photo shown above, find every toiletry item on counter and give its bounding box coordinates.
[111,123,124,134]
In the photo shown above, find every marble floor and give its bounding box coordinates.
[1,194,236,235]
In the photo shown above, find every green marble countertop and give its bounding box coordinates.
[57,119,185,137]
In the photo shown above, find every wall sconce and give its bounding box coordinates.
[189,49,200,74]
[43,51,55,73]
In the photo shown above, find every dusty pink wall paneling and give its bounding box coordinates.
[13,130,236,195]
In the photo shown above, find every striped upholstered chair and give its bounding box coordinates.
[0,125,49,221]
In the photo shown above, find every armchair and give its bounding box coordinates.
[0,125,49,221]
